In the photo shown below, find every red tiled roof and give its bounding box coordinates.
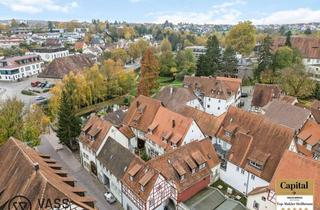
[251,84,281,107]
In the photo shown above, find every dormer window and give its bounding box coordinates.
[130,176,134,181]
[140,185,145,192]
[192,168,196,174]
[224,131,232,137]
[180,175,185,181]
[199,163,206,170]
[249,161,262,170]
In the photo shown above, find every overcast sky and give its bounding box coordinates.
[0,0,320,24]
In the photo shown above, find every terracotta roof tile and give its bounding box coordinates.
[251,84,282,107]
[79,114,112,152]
[178,106,225,137]
[217,107,294,181]
[0,138,96,210]
[311,100,320,124]
[123,95,162,132]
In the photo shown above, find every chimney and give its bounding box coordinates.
[136,100,140,107]
[172,120,175,128]
[33,162,40,171]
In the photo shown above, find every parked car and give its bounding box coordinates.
[31,81,41,87]
[35,96,46,101]
[241,92,248,98]
[104,192,116,204]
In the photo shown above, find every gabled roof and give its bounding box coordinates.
[123,95,162,132]
[217,107,294,181]
[79,114,112,152]
[156,86,197,112]
[145,106,194,150]
[178,106,225,137]
[269,151,320,208]
[119,125,135,139]
[74,41,86,50]
[39,54,94,79]
[122,139,220,202]
[272,37,320,59]
[183,76,241,100]
[104,109,126,127]
[311,100,320,124]
[96,137,135,180]
[251,84,281,107]
[0,138,96,210]
[263,100,311,131]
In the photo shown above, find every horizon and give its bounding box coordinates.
[0,0,319,25]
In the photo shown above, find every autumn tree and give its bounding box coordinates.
[225,21,256,56]
[111,48,128,64]
[0,97,24,145]
[22,105,49,147]
[280,67,316,98]
[138,48,160,96]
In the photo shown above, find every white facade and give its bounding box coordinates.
[247,191,276,210]
[80,125,130,173]
[220,161,269,195]
[186,99,204,112]
[303,58,320,82]
[0,59,43,81]
[145,120,205,158]
[27,49,69,62]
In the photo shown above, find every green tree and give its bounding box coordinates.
[138,48,160,96]
[196,35,221,76]
[225,21,256,56]
[175,49,196,80]
[0,97,24,145]
[221,46,238,76]
[159,51,176,76]
[274,46,293,69]
[280,67,316,98]
[255,35,273,80]
[285,31,292,47]
[160,38,172,53]
[57,90,81,147]
[111,48,128,64]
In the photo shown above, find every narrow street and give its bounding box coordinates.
[37,129,122,210]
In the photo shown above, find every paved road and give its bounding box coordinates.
[241,86,254,111]
[37,130,122,210]
[0,76,50,108]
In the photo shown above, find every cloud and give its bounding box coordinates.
[149,0,246,24]
[252,8,320,25]
[0,0,78,14]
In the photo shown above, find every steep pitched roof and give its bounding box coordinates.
[0,138,96,210]
[297,119,320,157]
[97,137,135,180]
[269,151,320,209]
[217,107,294,181]
[272,37,320,59]
[104,109,126,127]
[251,84,282,107]
[122,139,220,202]
[263,100,311,131]
[183,76,241,100]
[178,106,225,137]
[39,54,94,79]
[123,95,162,132]
[311,100,320,124]
[156,86,197,112]
[79,114,112,153]
[145,106,194,150]
[119,125,135,139]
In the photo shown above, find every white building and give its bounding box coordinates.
[214,107,296,195]
[0,54,43,81]
[183,76,242,117]
[97,137,136,203]
[27,47,69,62]
[79,114,131,176]
[185,46,207,59]
[145,106,205,158]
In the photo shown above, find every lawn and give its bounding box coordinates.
[158,76,183,88]
[211,179,247,206]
